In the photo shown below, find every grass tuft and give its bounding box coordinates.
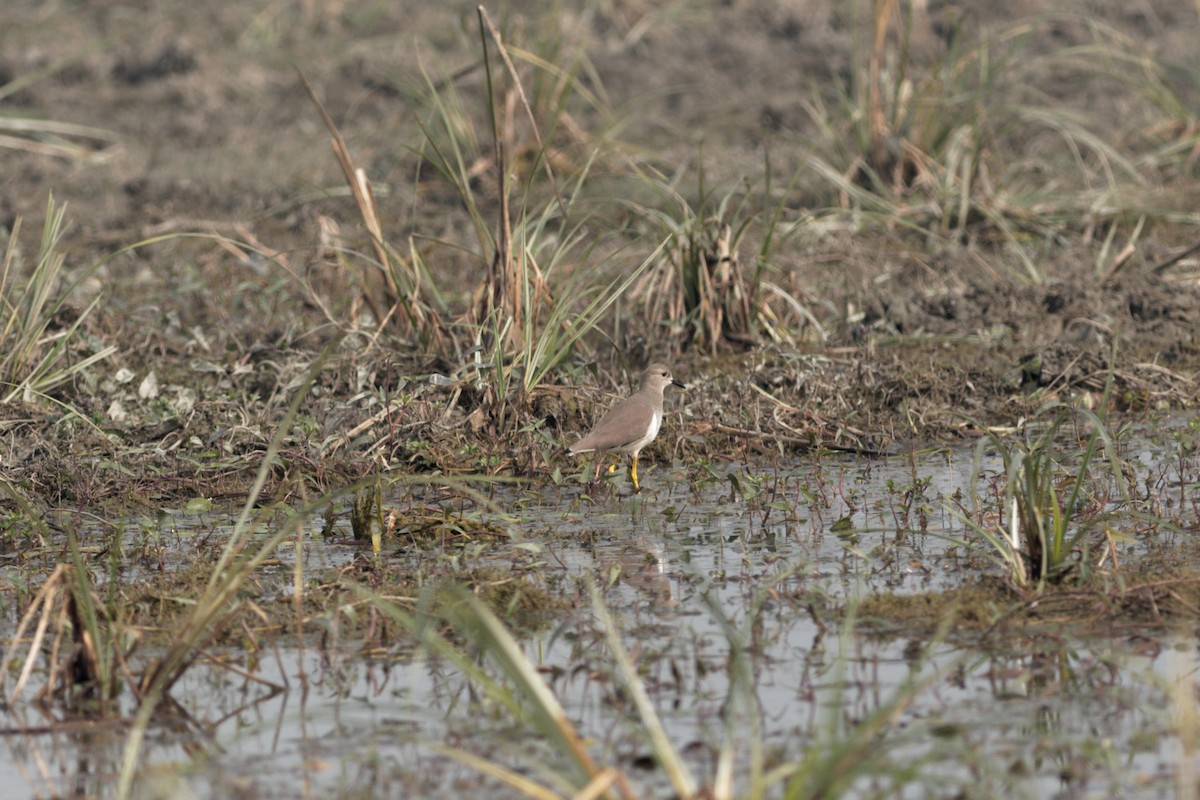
[956,396,1131,588]
[0,196,116,404]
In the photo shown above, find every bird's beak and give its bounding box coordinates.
[672,379,686,390]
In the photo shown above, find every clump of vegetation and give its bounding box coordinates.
[801,2,1200,282]
[629,166,824,355]
[958,399,1130,588]
[0,197,115,404]
[361,579,938,800]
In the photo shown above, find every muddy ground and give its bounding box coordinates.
[3,0,1200,510]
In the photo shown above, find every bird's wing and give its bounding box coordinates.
[568,396,652,453]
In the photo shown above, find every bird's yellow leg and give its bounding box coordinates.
[630,454,640,492]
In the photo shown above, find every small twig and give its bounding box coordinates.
[1151,238,1200,273]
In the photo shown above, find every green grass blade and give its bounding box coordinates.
[589,582,698,799]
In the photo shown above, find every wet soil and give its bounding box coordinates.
[3,1,1200,504]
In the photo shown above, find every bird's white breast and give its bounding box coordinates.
[623,407,662,453]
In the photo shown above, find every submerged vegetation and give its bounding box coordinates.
[3,0,1200,797]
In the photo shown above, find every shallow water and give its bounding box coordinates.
[4,435,1200,799]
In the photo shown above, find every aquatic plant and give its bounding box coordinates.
[112,343,342,798]
[960,401,1129,588]
[0,530,131,712]
[357,569,941,800]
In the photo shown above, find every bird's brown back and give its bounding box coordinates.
[568,394,658,454]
